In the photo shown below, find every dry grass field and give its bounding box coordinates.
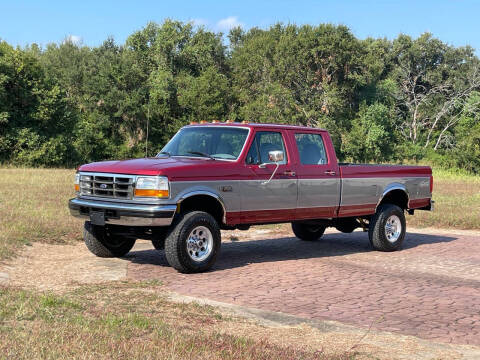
[407,168,480,229]
[0,168,82,260]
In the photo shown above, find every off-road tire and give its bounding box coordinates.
[164,211,221,273]
[368,204,406,251]
[292,222,326,241]
[83,221,136,257]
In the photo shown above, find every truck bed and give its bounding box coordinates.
[337,163,432,217]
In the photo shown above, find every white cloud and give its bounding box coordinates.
[216,16,243,31]
[64,35,82,45]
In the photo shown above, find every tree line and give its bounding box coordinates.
[1,20,479,172]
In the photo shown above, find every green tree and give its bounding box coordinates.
[342,103,395,163]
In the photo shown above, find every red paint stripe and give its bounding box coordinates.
[337,203,376,217]
[296,206,337,219]
[240,208,296,224]
[408,198,431,209]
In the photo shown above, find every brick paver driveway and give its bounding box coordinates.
[127,227,480,346]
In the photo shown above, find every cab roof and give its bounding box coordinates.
[184,122,327,132]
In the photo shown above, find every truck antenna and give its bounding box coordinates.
[145,106,149,157]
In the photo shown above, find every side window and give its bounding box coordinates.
[246,131,287,165]
[295,133,328,165]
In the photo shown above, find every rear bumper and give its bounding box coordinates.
[68,198,177,226]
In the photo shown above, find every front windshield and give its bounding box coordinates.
[158,126,249,160]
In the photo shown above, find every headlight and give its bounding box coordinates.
[134,176,169,198]
[74,173,80,193]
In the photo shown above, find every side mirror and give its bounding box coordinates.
[261,150,284,185]
[268,150,284,163]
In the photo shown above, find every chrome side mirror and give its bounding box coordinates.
[261,151,284,185]
[268,150,284,163]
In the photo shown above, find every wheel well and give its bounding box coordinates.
[378,189,408,210]
[178,195,225,225]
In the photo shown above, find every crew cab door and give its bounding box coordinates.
[290,131,340,219]
[240,130,298,223]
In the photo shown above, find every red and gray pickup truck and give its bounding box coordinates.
[69,123,434,273]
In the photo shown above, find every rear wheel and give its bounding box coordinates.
[83,221,136,257]
[368,204,406,251]
[164,211,221,273]
[292,223,326,241]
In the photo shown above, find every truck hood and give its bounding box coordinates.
[78,157,240,180]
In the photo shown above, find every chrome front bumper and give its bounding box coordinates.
[69,198,177,226]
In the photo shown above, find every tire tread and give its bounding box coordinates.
[83,222,135,258]
[292,223,326,241]
[164,211,221,273]
[368,204,406,252]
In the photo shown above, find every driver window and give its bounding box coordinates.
[246,131,287,165]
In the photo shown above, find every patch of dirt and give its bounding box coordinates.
[2,242,128,291]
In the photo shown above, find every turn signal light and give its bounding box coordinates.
[74,184,80,192]
[134,189,169,197]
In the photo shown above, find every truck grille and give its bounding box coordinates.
[79,173,134,199]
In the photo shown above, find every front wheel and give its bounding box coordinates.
[292,222,326,241]
[83,222,136,257]
[368,204,406,251]
[164,211,221,273]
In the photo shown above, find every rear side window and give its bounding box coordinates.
[295,133,328,165]
[246,131,287,165]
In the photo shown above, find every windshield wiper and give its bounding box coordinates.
[157,151,171,157]
[186,151,215,160]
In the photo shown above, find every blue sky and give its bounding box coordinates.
[1,0,478,52]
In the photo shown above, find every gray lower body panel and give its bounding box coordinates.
[68,198,177,226]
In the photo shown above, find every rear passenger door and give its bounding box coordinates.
[241,130,298,223]
[293,132,340,219]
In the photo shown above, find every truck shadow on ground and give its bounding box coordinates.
[126,231,457,271]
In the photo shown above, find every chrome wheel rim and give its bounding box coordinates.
[186,226,213,262]
[385,215,402,243]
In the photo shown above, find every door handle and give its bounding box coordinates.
[283,170,296,176]
[324,170,336,176]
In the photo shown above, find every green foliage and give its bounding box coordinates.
[342,103,395,162]
[0,21,479,171]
